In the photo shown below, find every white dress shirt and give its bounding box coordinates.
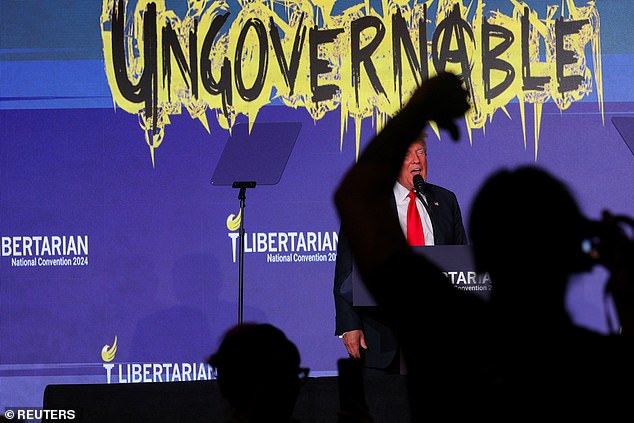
[393,182,434,246]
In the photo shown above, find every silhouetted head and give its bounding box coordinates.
[208,322,304,420]
[469,166,590,299]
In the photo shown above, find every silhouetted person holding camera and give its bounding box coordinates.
[333,71,634,420]
[208,322,309,423]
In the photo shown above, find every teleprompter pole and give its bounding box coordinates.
[232,181,256,325]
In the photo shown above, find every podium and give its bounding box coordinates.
[352,245,491,306]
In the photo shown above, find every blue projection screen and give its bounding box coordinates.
[1,0,633,411]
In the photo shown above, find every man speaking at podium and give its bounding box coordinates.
[333,133,467,375]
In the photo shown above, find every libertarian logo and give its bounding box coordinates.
[100,336,214,383]
[225,211,338,263]
[2,234,90,267]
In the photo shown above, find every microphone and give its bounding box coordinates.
[413,174,426,196]
[413,174,431,212]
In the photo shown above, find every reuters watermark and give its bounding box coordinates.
[4,408,76,420]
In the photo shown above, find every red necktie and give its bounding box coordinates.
[407,191,425,246]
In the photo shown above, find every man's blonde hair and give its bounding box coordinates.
[415,132,427,154]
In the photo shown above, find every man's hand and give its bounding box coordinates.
[409,72,471,140]
[342,329,367,359]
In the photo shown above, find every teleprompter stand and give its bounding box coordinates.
[210,122,302,325]
[232,181,255,325]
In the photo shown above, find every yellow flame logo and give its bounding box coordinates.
[226,209,242,231]
[101,336,118,362]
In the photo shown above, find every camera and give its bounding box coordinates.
[578,219,604,269]
[575,212,634,281]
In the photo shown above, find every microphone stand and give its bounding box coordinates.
[415,185,438,242]
[414,176,431,215]
[232,181,256,325]
[415,190,432,215]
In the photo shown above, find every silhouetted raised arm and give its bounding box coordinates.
[333,72,470,293]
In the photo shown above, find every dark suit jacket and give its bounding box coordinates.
[333,182,467,370]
